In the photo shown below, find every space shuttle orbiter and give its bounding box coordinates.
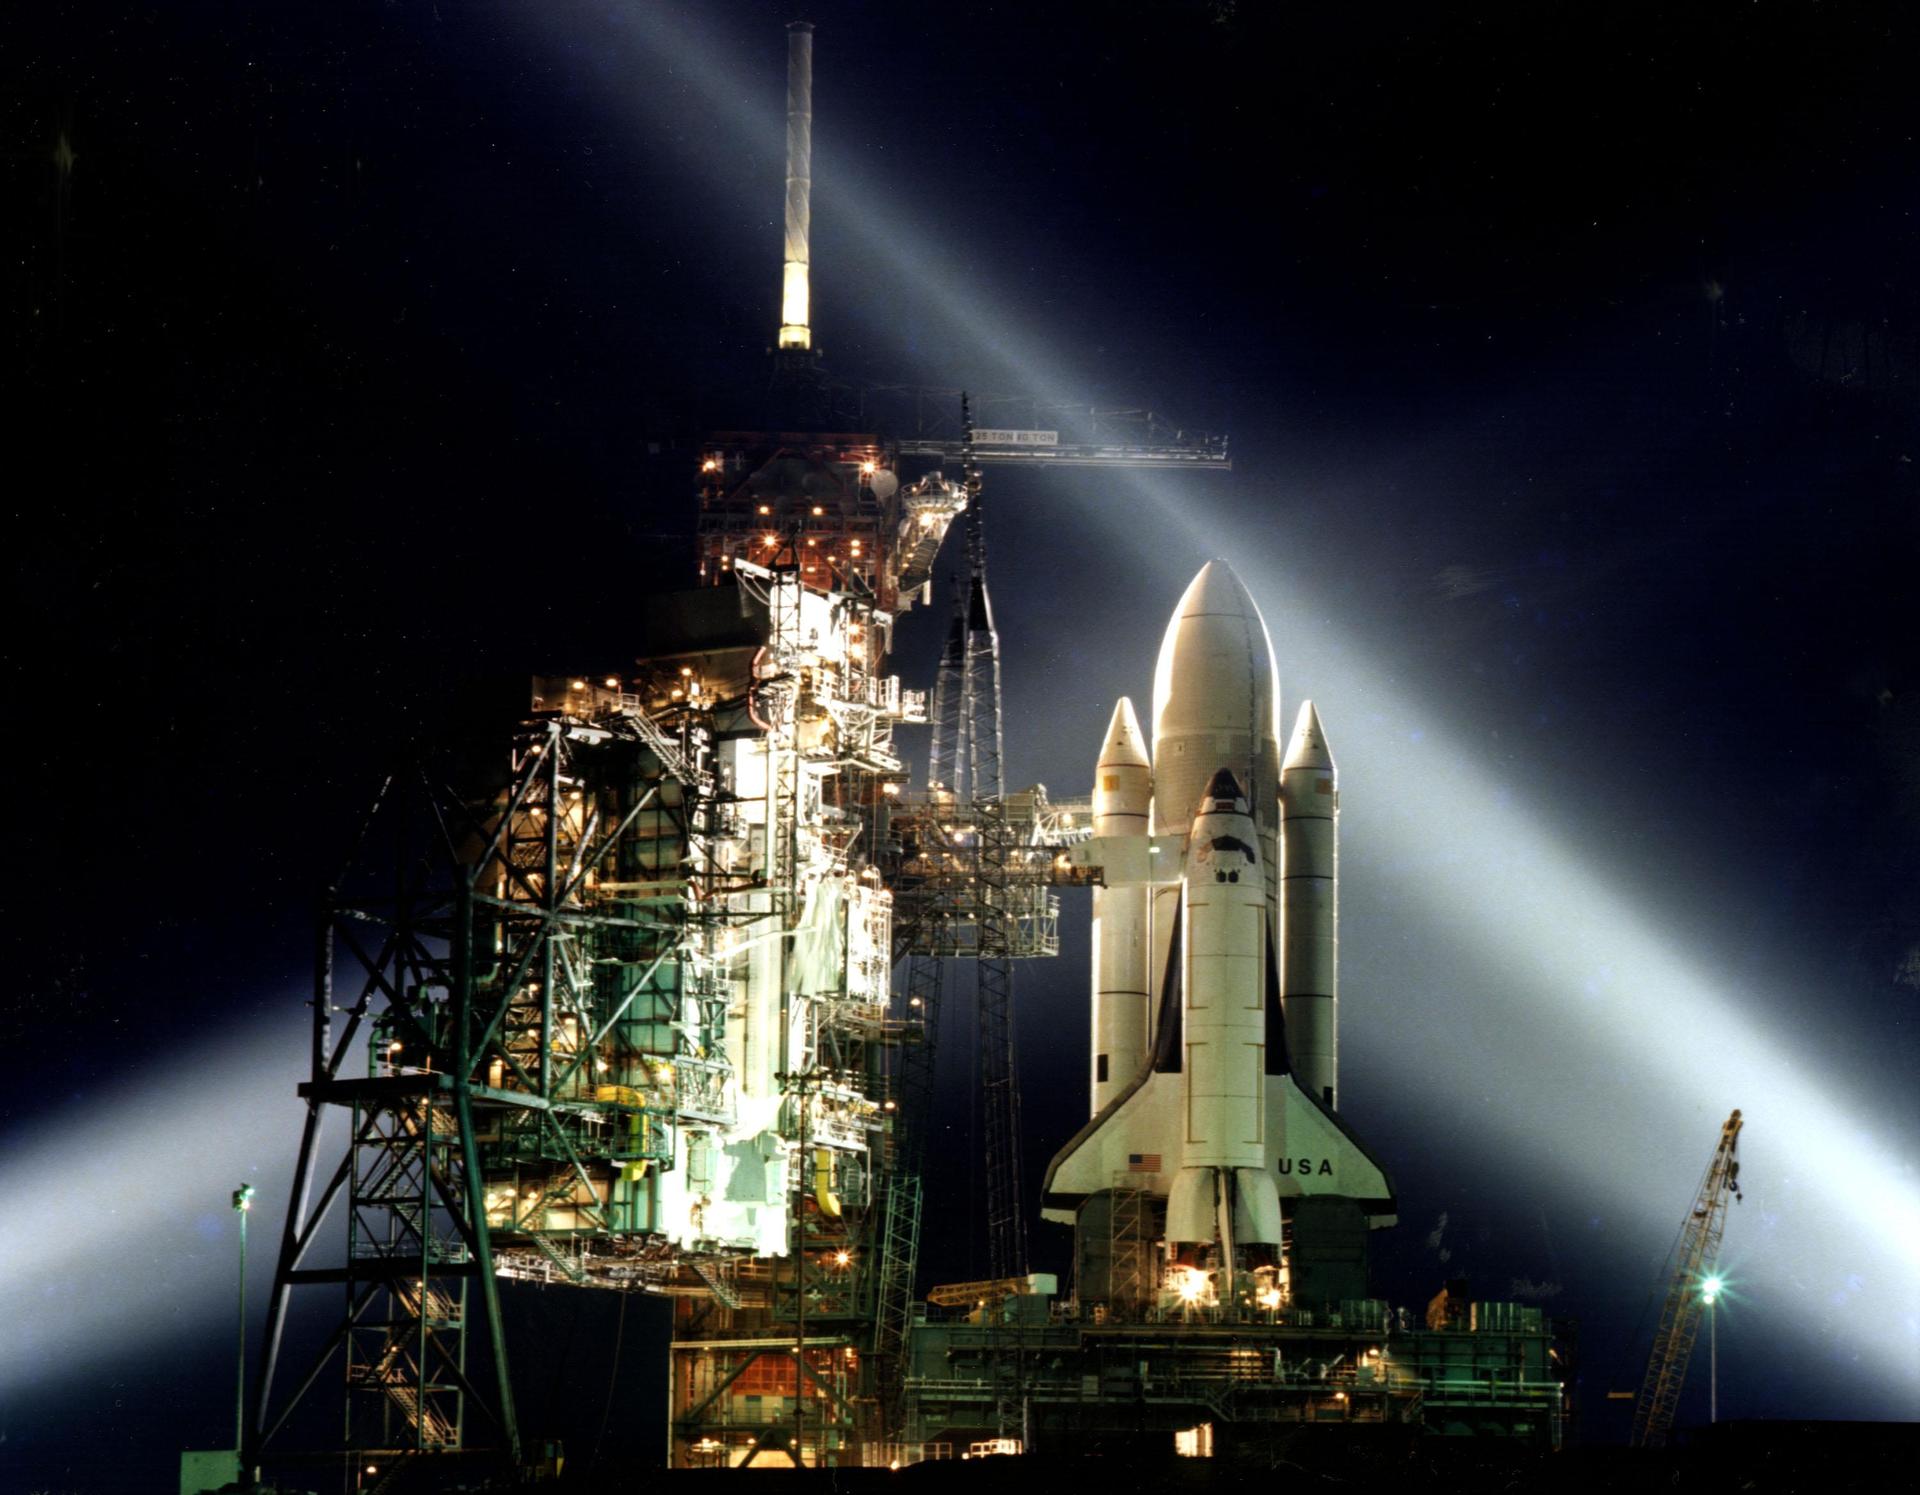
[1042,561,1394,1297]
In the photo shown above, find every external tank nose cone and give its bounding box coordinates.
[1152,560,1278,734]
[1150,559,1281,837]
[1099,696,1150,769]
[1174,558,1263,624]
[1282,700,1334,773]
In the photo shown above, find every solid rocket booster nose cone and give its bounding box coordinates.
[1099,696,1149,769]
[1094,695,1153,829]
[1282,699,1335,773]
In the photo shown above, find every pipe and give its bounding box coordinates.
[777,21,814,350]
[813,1146,841,1217]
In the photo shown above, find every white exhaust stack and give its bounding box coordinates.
[777,21,814,351]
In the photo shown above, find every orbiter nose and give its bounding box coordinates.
[1201,766,1249,813]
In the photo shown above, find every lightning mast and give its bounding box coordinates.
[1631,1108,1745,1449]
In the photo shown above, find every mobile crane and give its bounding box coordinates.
[1630,1109,1745,1448]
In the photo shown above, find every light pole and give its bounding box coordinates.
[232,1182,256,1456]
[1701,1273,1723,1424]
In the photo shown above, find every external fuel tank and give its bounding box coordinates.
[1148,561,1282,1029]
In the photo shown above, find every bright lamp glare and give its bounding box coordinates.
[0,1012,313,1404]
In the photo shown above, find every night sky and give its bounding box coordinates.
[8,1,1920,1488]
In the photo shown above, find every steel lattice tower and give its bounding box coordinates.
[894,591,967,1182]
[872,590,966,1438]
[893,406,1030,1293]
[963,408,1030,1442]
[956,412,1028,1291]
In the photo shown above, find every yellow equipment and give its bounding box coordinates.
[927,1274,1040,1309]
[1630,1108,1744,1448]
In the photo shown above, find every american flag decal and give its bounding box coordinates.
[1128,1153,1161,1172]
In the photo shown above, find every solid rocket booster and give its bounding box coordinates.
[1091,697,1151,1114]
[1280,701,1338,1110]
[1164,769,1283,1248]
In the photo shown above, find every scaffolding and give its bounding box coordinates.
[694,432,966,613]
[255,545,938,1473]
[662,545,935,1469]
[883,788,1089,958]
[900,1301,1565,1452]
[1107,1174,1155,1320]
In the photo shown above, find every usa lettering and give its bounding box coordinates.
[1276,1157,1334,1177]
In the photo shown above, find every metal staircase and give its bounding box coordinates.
[353,1342,459,1448]
[529,1230,587,1285]
[873,1171,925,1424]
[691,1257,744,1309]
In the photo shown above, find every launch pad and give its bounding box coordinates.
[899,1297,1561,1459]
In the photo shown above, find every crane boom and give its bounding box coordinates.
[1630,1108,1745,1448]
